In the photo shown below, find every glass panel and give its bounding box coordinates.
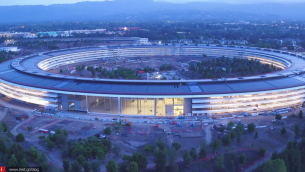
[88,96,118,114]
[121,98,154,116]
[68,95,86,111]
[156,98,184,116]
[68,101,75,110]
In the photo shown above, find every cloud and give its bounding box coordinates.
[0,0,303,6]
[0,0,108,6]
[154,0,305,3]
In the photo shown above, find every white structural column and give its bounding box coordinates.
[154,98,156,116]
[86,95,88,112]
[118,97,121,115]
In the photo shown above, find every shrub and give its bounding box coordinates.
[104,127,112,135]
[258,147,266,157]
[171,142,182,151]
[144,144,153,153]
[16,133,25,142]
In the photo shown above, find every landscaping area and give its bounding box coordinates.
[48,54,281,81]
[0,108,305,172]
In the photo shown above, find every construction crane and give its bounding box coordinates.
[122,119,132,126]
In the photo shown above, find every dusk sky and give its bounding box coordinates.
[0,0,304,6]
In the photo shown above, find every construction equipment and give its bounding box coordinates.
[177,115,185,119]
[171,121,177,125]
[190,123,195,128]
[122,119,132,126]
[103,61,108,65]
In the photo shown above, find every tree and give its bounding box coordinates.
[96,147,106,160]
[71,161,82,172]
[190,147,197,160]
[281,127,286,135]
[171,142,181,151]
[129,162,139,172]
[168,148,178,172]
[27,126,33,133]
[299,110,303,119]
[39,152,48,165]
[19,157,28,168]
[41,162,50,172]
[76,154,86,166]
[118,162,128,172]
[255,131,258,138]
[16,133,25,142]
[219,127,225,134]
[271,151,278,160]
[106,160,117,172]
[239,153,246,164]
[247,123,256,133]
[156,136,167,151]
[227,121,234,130]
[83,162,90,172]
[112,144,121,156]
[46,137,55,149]
[295,124,300,137]
[104,127,112,135]
[0,138,6,154]
[215,154,224,172]
[8,155,19,167]
[6,128,13,138]
[130,152,148,170]
[153,147,167,172]
[90,161,101,172]
[182,150,192,166]
[259,147,266,157]
[29,146,39,162]
[262,159,287,172]
[302,126,305,138]
[230,132,235,140]
[221,134,231,146]
[63,158,70,172]
[143,144,153,154]
[199,139,207,158]
[38,135,46,140]
[230,160,235,172]
[210,139,221,153]
[275,114,282,120]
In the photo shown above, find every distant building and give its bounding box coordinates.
[0,46,19,52]
[137,38,149,44]
[37,32,58,37]
[221,40,248,45]
[115,27,140,31]
[3,40,16,46]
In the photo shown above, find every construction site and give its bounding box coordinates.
[47,56,221,80]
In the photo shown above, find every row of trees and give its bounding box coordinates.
[260,139,305,172]
[188,56,277,79]
[45,127,69,149]
[62,136,111,160]
[0,122,51,171]
[84,66,142,79]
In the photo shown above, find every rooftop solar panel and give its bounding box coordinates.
[199,84,233,93]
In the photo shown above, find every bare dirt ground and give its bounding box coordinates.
[47,56,210,79]
[2,108,27,129]
[3,99,304,172]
